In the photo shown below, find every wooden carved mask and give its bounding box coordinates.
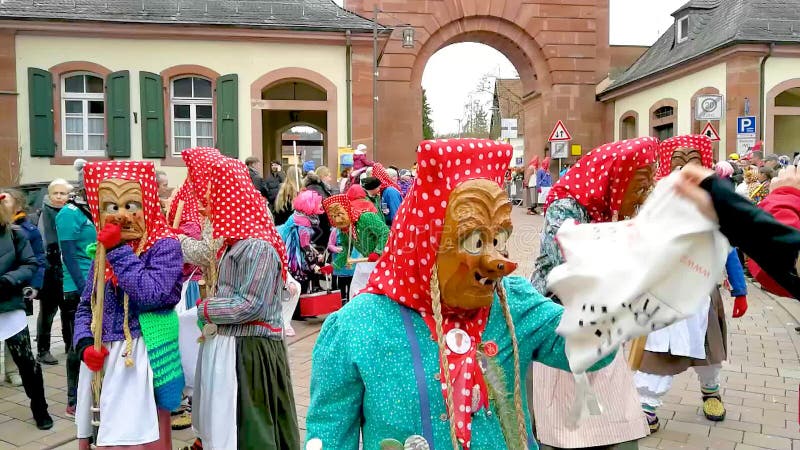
[436,179,517,310]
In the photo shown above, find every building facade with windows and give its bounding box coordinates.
[599,0,800,161]
[0,0,380,185]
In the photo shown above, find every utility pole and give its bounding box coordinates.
[372,5,378,161]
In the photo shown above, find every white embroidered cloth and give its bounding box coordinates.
[546,171,729,426]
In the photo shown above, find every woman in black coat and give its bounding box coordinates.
[0,193,52,430]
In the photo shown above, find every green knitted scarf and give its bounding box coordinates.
[139,310,185,411]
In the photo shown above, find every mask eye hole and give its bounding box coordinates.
[493,230,510,253]
[103,203,119,214]
[125,201,142,213]
[461,231,483,255]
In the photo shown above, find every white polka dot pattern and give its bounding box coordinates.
[372,163,401,192]
[545,137,658,223]
[656,134,713,180]
[83,160,177,282]
[207,157,289,281]
[181,147,223,207]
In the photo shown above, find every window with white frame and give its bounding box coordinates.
[171,76,214,154]
[62,73,105,157]
[676,16,689,43]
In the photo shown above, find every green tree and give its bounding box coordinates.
[462,99,490,138]
[422,89,435,140]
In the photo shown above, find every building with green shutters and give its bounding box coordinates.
[0,0,383,185]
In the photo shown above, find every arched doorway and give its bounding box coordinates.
[767,79,800,158]
[347,1,610,167]
[649,99,678,141]
[619,111,639,140]
[250,68,338,171]
[278,124,325,171]
[422,43,520,154]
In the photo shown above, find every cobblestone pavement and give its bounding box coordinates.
[2,207,799,449]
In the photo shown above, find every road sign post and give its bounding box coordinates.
[551,141,569,159]
[737,116,757,136]
[736,116,757,156]
[701,122,721,142]
[548,120,572,142]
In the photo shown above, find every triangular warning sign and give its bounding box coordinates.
[701,122,721,142]
[548,120,572,142]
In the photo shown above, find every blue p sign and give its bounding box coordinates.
[737,116,756,135]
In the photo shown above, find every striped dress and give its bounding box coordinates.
[193,238,300,450]
[530,198,648,448]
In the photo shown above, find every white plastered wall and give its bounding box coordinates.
[612,63,727,160]
[15,34,348,184]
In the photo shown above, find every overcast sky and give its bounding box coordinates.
[334,0,688,134]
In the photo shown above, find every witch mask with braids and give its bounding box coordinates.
[306,139,616,450]
[74,161,184,448]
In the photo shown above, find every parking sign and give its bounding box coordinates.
[737,116,756,136]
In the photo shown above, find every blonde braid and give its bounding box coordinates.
[122,294,134,367]
[496,282,528,450]
[430,266,460,450]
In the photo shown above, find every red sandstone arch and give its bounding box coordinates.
[619,110,639,140]
[347,0,610,168]
[409,17,552,97]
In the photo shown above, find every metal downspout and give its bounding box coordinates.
[346,29,352,145]
[759,43,775,142]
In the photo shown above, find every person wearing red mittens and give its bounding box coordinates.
[323,189,389,300]
[73,161,184,449]
[634,135,745,432]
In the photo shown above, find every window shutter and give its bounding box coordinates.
[216,74,238,158]
[139,71,165,158]
[27,68,55,157]
[106,70,131,157]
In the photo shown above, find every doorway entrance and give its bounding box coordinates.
[250,68,338,173]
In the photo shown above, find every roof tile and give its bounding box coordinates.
[605,0,800,94]
[0,0,381,32]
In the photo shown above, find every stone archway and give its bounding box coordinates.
[348,0,610,168]
[767,78,800,157]
[250,67,338,168]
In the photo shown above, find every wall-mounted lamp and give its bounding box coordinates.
[402,26,415,49]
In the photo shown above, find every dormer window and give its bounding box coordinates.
[676,16,690,43]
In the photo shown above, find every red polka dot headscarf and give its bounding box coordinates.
[181,147,223,206]
[656,134,713,180]
[83,161,177,282]
[546,137,658,223]
[207,157,288,281]
[167,180,201,228]
[344,185,377,223]
[372,163,401,192]
[364,138,513,449]
[323,194,353,226]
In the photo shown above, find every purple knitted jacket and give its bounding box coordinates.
[73,238,183,346]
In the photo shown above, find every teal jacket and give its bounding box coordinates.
[306,276,614,450]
